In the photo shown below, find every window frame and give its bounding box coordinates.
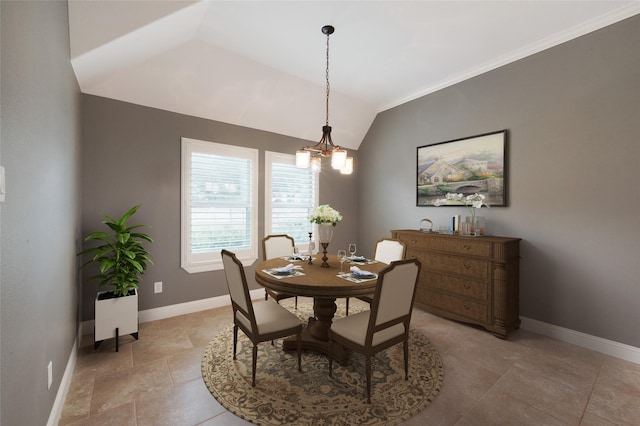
[181,137,259,273]
[265,151,319,252]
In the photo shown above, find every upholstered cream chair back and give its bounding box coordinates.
[373,238,407,264]
[375,260,420,328]
[263,234,295,260]
[222,249,252,317]
[261,234,299,307]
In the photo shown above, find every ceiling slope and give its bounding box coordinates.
[69,1,640,150]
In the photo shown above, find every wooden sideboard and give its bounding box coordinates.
[391,229,521,339]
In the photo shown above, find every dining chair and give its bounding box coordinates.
[345,238,407,315]
[329,258,421,403]
[262,234,299,309]
[221,249,303,386]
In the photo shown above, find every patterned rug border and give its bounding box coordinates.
[201,303,444,425]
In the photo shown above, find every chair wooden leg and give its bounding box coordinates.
[345,297,350,316]
[265,290,268,301]
[233,325,238,360]
[404,338,409,380]
[252,345,258,387]
[295,296,298,310]
[366,356,372,404]
[328,332,333,377]
[297,331,302,372]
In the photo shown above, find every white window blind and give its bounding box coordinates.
[265,152,318,250]
[181,138,258,272]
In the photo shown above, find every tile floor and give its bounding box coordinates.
[59,297,640,425]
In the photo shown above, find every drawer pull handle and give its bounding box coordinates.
[463,303,470,310]
[411,239,417,244]
[463,244,471,250]
[464,263,471,269]
[463,284,471,289]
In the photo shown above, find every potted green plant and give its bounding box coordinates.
[78,205,153,350]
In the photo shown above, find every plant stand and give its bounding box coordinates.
[94,289,139,352]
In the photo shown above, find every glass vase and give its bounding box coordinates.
[318,223,334,243]
[472,216,485,236]
[318,224,334,267]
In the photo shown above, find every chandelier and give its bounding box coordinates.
[296,25,353,175]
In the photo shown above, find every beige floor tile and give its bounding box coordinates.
[166,346,208,386]
[580,411,619,425]
[135,378,227,426]
[198,411,254,425]
[457,391,568,426]
[514,349,601,394]
[58,371,94,425]
[482,365,591,424]
[63,402,136,426]
[74,342,134,379]
[131,327,195,366]
[584,380,640,425]
[90,359,173,415]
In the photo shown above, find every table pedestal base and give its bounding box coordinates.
[282,297,348,365]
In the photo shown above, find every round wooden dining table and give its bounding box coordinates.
[255,254,388,364]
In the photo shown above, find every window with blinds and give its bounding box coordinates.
[265,152,318,250]
[181,138,258,272]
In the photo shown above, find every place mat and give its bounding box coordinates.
[261,269,305,280]
[201,301,444,425]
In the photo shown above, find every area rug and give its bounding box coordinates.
[201,301,444,425]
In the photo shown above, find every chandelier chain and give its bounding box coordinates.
[325,30,330,126]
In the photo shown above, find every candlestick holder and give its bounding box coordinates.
[320,242,330,267]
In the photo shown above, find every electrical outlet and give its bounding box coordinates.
[154,281,163,293]
[47,361,53,390]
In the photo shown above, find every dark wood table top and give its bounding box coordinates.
[255,254,388,298]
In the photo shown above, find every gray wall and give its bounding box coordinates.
[357,15,640,347]
[1,1,82,425]
[81,95,358,320]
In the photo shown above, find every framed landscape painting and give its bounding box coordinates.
[416,130,507,207]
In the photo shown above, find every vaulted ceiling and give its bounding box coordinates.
[68,1,639,150]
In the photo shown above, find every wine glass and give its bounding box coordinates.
[308,241,315,256]
[292,246,299,259]
[348,243,357,258]
[338,249,347,273]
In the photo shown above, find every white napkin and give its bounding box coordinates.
[350,256,367,262]
[271,263,302,273]
[290,254,309,261]
[273,263,294,273]
[350,266,374,277]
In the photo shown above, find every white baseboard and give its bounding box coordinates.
[81,288,264,336]
[520,316,640,365]
[46,333,79,426]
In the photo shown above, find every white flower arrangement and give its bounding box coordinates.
[309,204,343,226]
[435,193,489,217]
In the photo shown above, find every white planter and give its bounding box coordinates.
[95,289,139,349]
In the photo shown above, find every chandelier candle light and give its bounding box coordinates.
[295,25,353,175]
[309,204,343,267]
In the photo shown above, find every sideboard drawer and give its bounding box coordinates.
[418,252,489,279]
[429,292,489,323]
[426,272,488,301]
[398,232,491,257]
